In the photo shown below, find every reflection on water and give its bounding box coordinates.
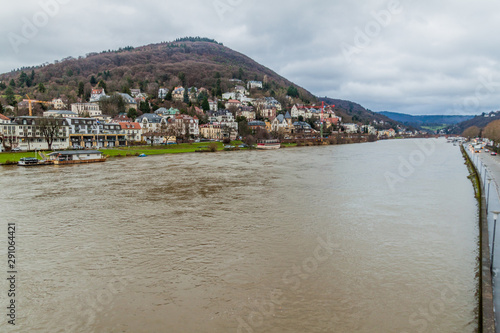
[0,138,478,332]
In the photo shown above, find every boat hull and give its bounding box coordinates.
[52,158,107,165]
[256,144,281,150]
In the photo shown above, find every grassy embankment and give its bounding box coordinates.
[0,142,241,165]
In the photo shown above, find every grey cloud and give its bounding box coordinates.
[1,0,500,115]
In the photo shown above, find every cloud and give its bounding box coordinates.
[1,0,499,115]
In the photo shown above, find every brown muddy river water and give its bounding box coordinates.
[0,138,478,332]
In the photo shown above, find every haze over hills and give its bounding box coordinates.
[0,37,403,129]
[378,111,475,130]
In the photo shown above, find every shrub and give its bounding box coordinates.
[208,143,218,152]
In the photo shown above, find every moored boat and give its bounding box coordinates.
[18,157,41,166]
[256,139,281,150]
[18,157,53,166]
[48,150,106,165]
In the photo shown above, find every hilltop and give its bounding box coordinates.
[0,37,316,108]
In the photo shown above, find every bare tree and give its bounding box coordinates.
[37,117,62,150]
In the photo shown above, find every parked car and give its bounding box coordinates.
[485,149,490,152]
[491,152,497,156]
[11,147,21,152]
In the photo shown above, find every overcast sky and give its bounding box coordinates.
[1,0,499,115]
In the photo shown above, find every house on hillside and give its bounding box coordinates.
[51,98,66,110]
[154,107,180,119]
[172,87,185,101]
[90,88,107,102]
[71,103,102,117]
[208,99,218,112]
[247,81,263,89]
[117,93,138,110]
[130,89,141,97]
[225,100,242,109]
[158,88,169,99]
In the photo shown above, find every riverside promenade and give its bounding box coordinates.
[465,144,499,332]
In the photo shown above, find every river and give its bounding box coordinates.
[0,138,478,332]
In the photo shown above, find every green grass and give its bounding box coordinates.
[0,151,49,165]
[281,143,298,147]
[100,142,225,157]
[0,143,228,165]
[421,125,447,132]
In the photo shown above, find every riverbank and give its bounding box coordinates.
[461,144,496,333]
[0,135,379,165]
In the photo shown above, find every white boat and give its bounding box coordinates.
[18,157,41,166]
[18,157,53,166]
[256,139,281,150]
[48,150,106,165]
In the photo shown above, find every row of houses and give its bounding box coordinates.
[0,110,202,151]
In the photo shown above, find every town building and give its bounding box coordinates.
[0,116,70,151]
[43,110,78,118]
[158,88,168,99]
[247,81,263,89]
[51,98,66,110]
[199,123,222,140]
[119,122,142,142]
[71,103,102,117]
[90,88,107,102]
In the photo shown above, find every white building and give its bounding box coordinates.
[0,116,70,151]
[43,110,78,118]
[247,81,263,89]
[71,103,102,117]
[158,88,168,99]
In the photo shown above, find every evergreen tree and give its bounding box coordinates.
[38,83,46,93]
[5,87,15,106]
[215,78,222,97]
[183,88,189,103]
[97,80,107,91]
[139,102,150,114]
[127,108,138,120]
[166,88,173,101]
[78,82,84,98]
[9,79,15,88]
[201,97,210,111]
[90,76,97,85]
[287,85,299,98]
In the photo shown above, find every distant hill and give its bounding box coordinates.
[447,111,500,134]
[321,98,400,129]
[378,111,474,129]
[0,37,317,108]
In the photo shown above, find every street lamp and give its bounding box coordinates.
[487,179,492,212]
[491,211,500,274]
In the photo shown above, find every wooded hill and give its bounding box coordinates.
[379,111,474,129]
[0,37,317,109]
[447,112,500,135]
[320,97,400,129]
